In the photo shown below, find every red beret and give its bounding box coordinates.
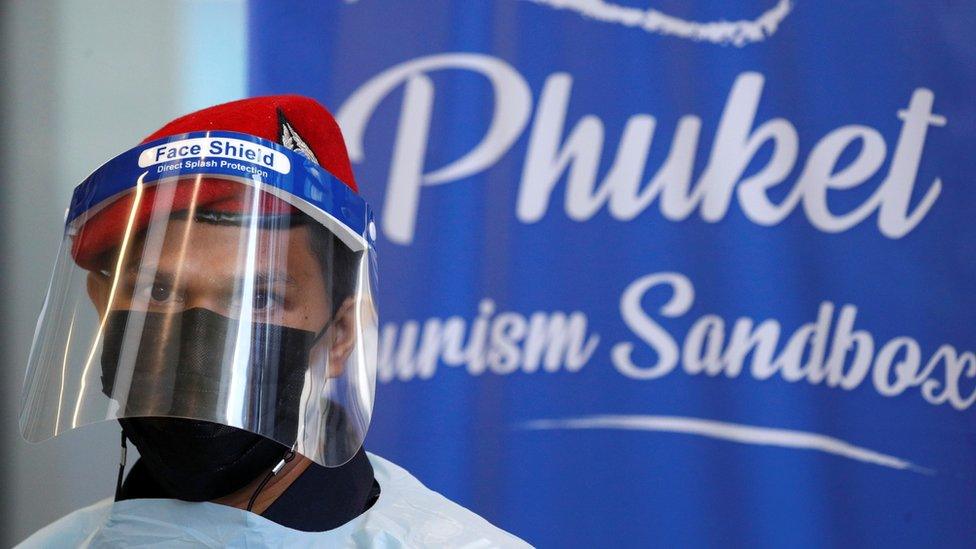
[71,95,357,270]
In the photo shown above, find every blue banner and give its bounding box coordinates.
[249,2,975,546]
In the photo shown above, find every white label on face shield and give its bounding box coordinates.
[138,137,292,174]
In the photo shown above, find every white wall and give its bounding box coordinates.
[0,1,246,543]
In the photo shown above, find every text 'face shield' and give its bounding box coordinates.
[20,131,378,467]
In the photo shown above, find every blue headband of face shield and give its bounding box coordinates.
[67,130,376,250]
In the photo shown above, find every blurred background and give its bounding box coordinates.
[1,1,246,544]
[2,1,975,547]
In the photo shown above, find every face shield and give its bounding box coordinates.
[20,131,378,467]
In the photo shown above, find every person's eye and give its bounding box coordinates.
[252,290,269,310]
[133,279,175,304]
[251,289,284,311]
[150,283,172,303]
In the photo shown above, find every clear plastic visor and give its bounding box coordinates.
[20,176,377,467]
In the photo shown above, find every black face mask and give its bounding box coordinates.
[101,308,319,501]
[117,417,288,501]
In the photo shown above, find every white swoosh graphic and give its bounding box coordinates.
[521,414,933,474]
[521,0,794,46]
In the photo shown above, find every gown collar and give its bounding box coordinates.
[119,446,379,532]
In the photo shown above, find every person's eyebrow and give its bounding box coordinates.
[250,271,298,287]
[122,264,296,287]
[124,264,170,281]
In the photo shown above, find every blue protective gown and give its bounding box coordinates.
[16,453,531,548]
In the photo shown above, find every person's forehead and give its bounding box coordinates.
[122,216,321,271]
[160,216,313,248]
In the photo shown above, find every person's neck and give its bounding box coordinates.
[212,455,313,514]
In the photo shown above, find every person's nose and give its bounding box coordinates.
[182,291,227,315]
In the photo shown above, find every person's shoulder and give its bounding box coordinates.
[15,497,114,548]
[365,452,533,548]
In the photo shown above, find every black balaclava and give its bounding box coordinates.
[101,307,319,501]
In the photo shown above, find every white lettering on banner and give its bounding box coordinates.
[346,1,794,47]
[377,299,599,382]
[521,0,794,47]
[337,54,532,244]
[376,274,976,412]
[612,272,976,411]
[338,54,946,244]
[378,272,976,410]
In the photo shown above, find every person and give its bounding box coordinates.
[16,96,530,547]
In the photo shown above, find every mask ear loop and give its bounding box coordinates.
[310,317,335,347]
[114,430,127,501]
[246,444,297,512]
